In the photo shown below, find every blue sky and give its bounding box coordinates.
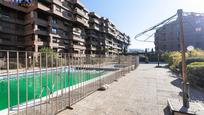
[81,0,204,50]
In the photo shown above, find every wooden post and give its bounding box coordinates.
[177,9,189,108]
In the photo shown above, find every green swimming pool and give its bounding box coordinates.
[0,69,104,110]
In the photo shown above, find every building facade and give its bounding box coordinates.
[155,12,204,52]
[0,0,130,55]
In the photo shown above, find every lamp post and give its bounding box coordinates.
[177,9,189,108]
[157,49,162,67]
[187,45,194,57]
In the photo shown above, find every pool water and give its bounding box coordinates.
[0,69,104,110]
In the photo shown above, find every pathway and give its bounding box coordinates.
[58,63,204,115]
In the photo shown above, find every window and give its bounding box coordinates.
[196,42,201,46]
[17,38,25,43]
[67,12,72,18]
[1,37,10,42]
[64,40,68,45]
[51,18,57,24]
[1,12,10,19]
[195,19,201,24]
[162,45,166,50]
[195,27,202,32]
[51,28,57,34]
[38,25,48,32]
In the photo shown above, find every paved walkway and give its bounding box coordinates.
[58,64,204,115]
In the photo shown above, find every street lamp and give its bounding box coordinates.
[187,45,194,57]
[157,49,162,67]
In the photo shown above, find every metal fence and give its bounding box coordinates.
[0,50,139,115]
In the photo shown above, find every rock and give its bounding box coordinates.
[98,84,109,91]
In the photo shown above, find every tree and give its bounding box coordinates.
[151,48,154,53]
[39,47,58,67]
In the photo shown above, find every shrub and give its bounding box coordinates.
[39,47,58,67]
[178,57,204,72]
[0,62,23,69]
[145,56,149,63]
[187,49,204,57]
[163,49,204,72]
[162,51,182,71]
[187,63,204,89]
[189,62,204,66]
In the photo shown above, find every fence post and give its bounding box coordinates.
[7,51,10,115]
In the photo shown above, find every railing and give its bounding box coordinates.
[0,50,139,115]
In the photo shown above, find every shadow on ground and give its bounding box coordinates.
[154,65,169,69]
[170,75,204,103]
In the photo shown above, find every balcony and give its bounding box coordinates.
[35,30,49,36]
[88,33,98,38]
[37,2,50,12]
[90,18,100,24]
[0,15,25,25]
[90,46,97,51]
[53,5,73,21]
[0,40,16,46]
[71,35,85,43]
[51,42,66,49]
[24,40,33,45]
[35,18,48,26]
[51,43,59,47]
[75,8,89,19]
[90,25,100,31]
[73,0,85,8]
[75,16,89,27]
[0,28,23,35]
[34,41,47,46]
[70,44,86,50]
[53,0,72,11]
[105,42,112,47]
[108,29,116,36]
[73,28,81,36]
[24,28,34,35]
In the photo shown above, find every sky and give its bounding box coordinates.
[81,0,204,50]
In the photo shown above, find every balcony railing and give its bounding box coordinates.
[70,44,86,50]
[71,35,85,43]
[35,30,49,36]
[90,18,100,24]
[75,16,89,27]
[75,8,89,19]
[0,50,139,115]
[37,2,50,12]
[35,18,48,26]
[0,15,25,25]
[34,40,48,46]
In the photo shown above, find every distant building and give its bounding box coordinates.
[155,12,204,52]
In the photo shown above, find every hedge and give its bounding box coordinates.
[187,62,204,89]
[178,57,204,72]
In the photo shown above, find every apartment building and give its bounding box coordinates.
[86,12,130,56]
[85,12,103,56]
[155,12,204,52]
[0,0,130,55]
[0,0,32,51]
